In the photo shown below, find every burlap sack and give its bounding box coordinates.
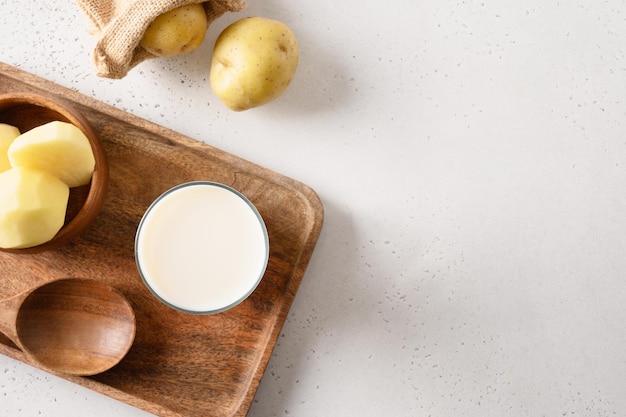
[76,0,247,79]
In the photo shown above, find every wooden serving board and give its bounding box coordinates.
[0,62,323,417]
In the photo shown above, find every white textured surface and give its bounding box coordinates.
[1,0,626,416]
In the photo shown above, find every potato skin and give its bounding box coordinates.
[210,17,299,111]
[140,3,208,57]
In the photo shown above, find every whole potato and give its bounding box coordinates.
[210,17,299,111]
[140,3,208,57]
[0,167,69,249]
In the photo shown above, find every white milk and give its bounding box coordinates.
[135,182,269,314]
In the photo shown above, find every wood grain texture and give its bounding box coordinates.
[0,62,324,417]
[0,278,135,376]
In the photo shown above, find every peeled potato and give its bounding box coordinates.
[8,121,95,187]
[0,167,70,249]
[0,123,20,173]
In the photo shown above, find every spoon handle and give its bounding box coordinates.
[0,289,30,349]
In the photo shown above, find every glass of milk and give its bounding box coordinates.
[135,181,269,314]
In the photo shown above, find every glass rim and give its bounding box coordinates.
[134,181,270,315]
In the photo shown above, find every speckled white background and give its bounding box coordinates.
[1,0,626,416]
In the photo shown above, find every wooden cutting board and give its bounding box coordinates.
[0,62,324,417]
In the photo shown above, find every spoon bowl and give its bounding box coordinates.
[0,278,135,376]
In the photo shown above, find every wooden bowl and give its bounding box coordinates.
[0,92,108,253]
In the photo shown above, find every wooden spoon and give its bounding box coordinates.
[0,278,135,376]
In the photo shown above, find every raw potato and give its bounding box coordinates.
[210,16,299,111]
[140,3,208,57]
[0,167,69,249]
[0,123,20,173]
[9,121,95,188]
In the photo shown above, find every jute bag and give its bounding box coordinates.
[76,0,247,79]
